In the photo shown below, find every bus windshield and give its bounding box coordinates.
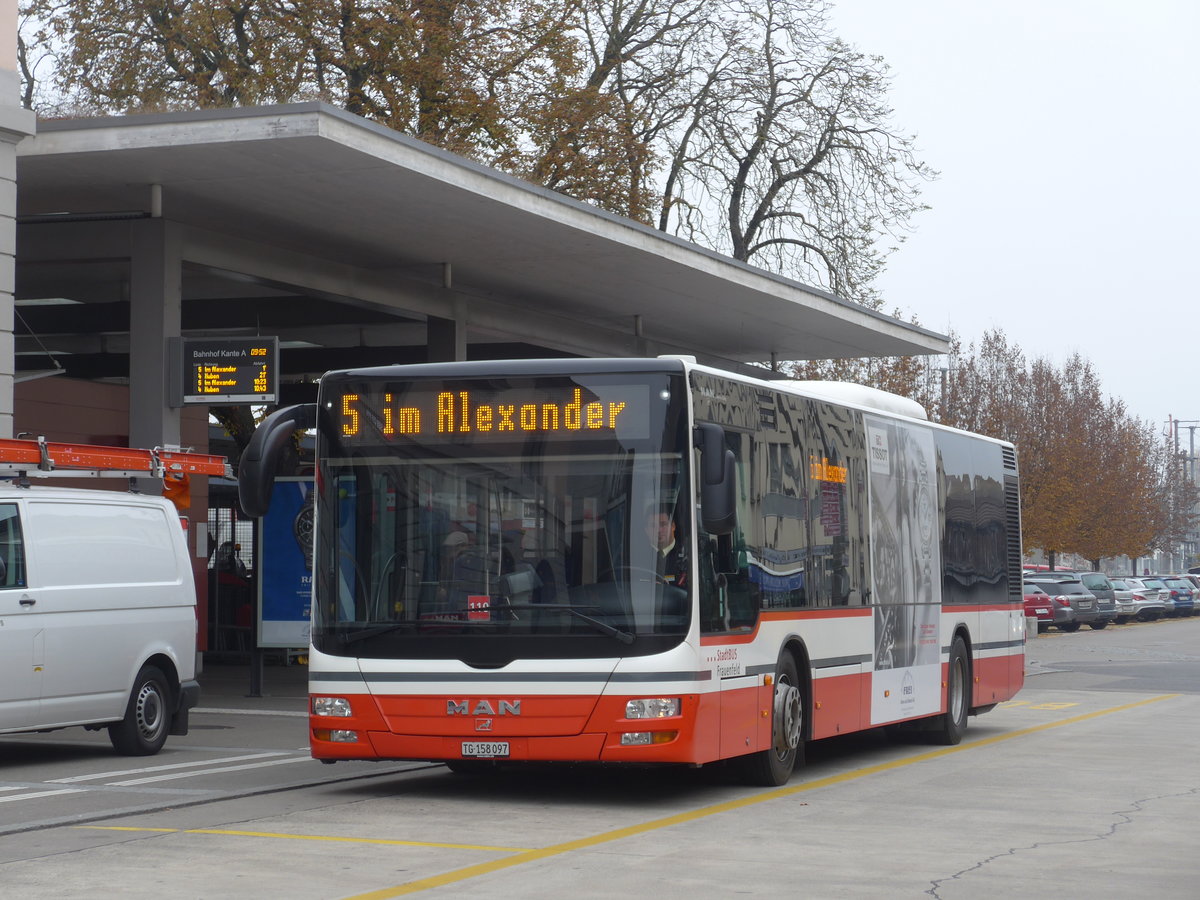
[311,370,691,663]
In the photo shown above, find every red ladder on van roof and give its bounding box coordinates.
[0,435,231,479]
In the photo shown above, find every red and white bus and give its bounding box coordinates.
[239,356,1025,785]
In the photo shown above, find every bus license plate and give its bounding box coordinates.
[462,741,509,758]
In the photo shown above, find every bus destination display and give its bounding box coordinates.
[335,382,651,444]
[177,337,279,405]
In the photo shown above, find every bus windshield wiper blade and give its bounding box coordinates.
[338,623,409,645]
[481,603,636,644]
[335,604,635,645]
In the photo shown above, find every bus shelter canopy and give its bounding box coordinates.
[15,103,947,387]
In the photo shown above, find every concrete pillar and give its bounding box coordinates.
[426,263,466,362]
[128,217,182,468]
[426,314,466,362]
[0,2,38,438]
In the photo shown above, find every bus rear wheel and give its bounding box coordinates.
[933,637,969,746]
[740,653,804,786]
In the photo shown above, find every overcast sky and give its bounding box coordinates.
[826,1,1199,443]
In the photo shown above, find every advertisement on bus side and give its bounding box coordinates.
[866,416,942,724]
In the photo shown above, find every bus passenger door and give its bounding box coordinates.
[698,532,766,759]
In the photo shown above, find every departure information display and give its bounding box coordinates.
[175,337,279,405]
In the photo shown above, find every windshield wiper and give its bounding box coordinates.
[499,603,635,644]
[335,603,635,645]
[338,622,410,646]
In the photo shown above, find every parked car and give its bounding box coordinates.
[1078,572,1118,626]
[1080,571,1113,607]
[1110,578,1165,622]
[1023,584,1059,632]
[1024,573,1111,630]
[1128,580,1176,619]
[1108,578,1136,623]
[1162,577,1196,616]
[1139,576,1179,616]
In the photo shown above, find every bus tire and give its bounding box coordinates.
[108,665,172,756]
[933,637,969,746]
[740,653,804,786]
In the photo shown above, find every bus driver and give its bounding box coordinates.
[645,505,687,588]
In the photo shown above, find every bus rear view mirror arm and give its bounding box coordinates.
[239,403,317,518]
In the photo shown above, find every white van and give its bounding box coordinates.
[0,484,200,755]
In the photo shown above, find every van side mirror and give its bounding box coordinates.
[693,423,737,535]
[238,403,317,518]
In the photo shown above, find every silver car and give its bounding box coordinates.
[1137,577,1177,616]
[1111,578,1165,622]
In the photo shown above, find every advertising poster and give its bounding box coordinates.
[866,416,942,724]
[258,477,314,648]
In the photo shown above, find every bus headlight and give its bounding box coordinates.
[312,696,353,717]
[625,698,681,719]
[313,729,359,743]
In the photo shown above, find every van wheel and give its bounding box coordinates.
[109,665,171,756]
[738,653,804,786]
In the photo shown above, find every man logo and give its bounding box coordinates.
[447,699,521,716]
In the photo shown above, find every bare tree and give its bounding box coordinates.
[651,0,933,306]
[22,0,932,304]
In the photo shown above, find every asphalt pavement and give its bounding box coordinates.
[6,625,1199,898]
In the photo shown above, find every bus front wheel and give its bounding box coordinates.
[740,653,804,786]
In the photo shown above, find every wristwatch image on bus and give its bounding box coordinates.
[293,488,315,571]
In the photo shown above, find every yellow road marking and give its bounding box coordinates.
[76,825,530,853]
[75,693,1178,898]
[346,693,1178,898]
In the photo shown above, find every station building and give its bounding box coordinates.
[7,103,948,654]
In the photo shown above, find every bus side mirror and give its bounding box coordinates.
[238,403,317,518]
[693,423,737,535]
